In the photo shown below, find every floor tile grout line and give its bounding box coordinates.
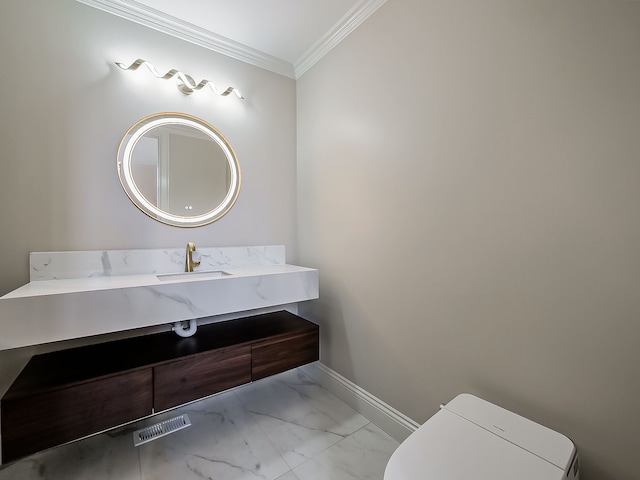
[233,368,373,476]
[230,386,296,478]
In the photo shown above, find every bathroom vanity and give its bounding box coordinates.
[1,310,319,463]
[0,245,320,463]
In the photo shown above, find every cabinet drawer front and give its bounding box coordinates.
[252,330,319,381]
[1,369,152,463]
[154,345,251,411]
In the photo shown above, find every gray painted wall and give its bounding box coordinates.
[0,0,296,400]
[297,1,640,479]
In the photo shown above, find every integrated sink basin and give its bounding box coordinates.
[156,270,232,281]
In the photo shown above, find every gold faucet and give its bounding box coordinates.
[185,242,201,272]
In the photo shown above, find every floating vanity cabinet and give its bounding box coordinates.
[1,310,318,464]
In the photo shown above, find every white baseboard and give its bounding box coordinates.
[299,362,420,442]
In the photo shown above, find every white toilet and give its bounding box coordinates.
[384,393,579,480]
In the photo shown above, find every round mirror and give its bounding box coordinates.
[117,112,241,227]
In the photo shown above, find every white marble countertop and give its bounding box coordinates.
[2,264,315,299]
[0,246,319,350]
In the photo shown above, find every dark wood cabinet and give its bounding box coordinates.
[1,369,152,463]
[154,345,251,411]
[253,330,319,381]
[1,311,318,464]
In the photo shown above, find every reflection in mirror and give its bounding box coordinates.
[117,113,241,227]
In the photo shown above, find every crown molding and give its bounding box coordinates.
[75,0,386,80]
[294,0,387,78]
[75,0,295,78]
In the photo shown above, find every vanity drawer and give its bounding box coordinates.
[252,329,319,381]
[153,345,251,411]
[1,369,152,463]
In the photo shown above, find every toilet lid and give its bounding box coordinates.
[384,408,566,480]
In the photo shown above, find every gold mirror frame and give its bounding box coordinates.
[117,112,241,227]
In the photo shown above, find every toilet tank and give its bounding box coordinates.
[384,393,579,480]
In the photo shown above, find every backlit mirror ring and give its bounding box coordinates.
[117,112,241,227]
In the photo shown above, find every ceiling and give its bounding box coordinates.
[77,0,387,78]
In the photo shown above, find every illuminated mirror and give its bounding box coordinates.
[117,113,241,227]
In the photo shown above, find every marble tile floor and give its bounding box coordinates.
[0,368,399,480]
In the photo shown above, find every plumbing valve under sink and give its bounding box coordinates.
[172,319,197,337]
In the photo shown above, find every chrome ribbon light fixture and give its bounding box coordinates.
[115,59,244,99]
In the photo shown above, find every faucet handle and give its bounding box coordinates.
[192,251,201,268]
[185,241,201,272]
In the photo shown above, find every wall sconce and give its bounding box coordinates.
[115,59,244,99]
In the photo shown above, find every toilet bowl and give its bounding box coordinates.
[384,393,579,480]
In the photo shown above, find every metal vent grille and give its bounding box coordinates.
[133,414,191,447]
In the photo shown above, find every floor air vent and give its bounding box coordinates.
[133,414,191,447]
